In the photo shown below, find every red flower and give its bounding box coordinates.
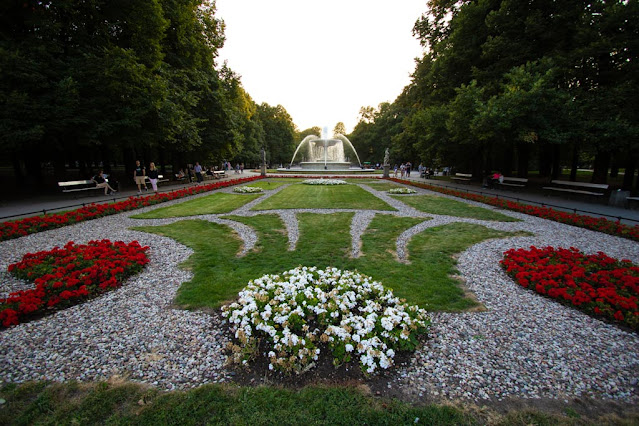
[1,240,150,328]
[502,246,639,332]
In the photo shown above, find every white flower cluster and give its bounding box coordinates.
[388,187,416,194]
[233,186,264,193]
[302,179,347,185]
[221,266,430,375]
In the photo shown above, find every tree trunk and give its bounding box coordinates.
[501,143,514,177]
[570,142,579,181]
[516,142,529,178]
[610,153,620,178]
[622,154,636,190]
[551,144,561,180]
[591,150,611,184]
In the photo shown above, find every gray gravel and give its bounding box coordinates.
[0,180,638,403]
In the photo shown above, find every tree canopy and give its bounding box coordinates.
[348,0,639,187]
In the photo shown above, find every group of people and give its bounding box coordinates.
[392,162,413,178]
[133,160,161,194]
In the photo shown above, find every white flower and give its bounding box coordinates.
[222,266,430,375]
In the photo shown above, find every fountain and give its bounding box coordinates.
[283,128,371,172]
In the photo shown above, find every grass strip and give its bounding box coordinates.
[393,195,519,222]
[131,193,262,219]
[252,184,395,211]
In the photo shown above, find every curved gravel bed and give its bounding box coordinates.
[0,180,638,404]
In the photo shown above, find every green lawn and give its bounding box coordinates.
[251,183,395,211]
[130,192,262,219]
[0,381,476,425]
[393,195,519,222]
[237,180,288,190]
[135,213,523,311]
[363,182,403,191]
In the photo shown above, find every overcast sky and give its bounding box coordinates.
[215,0,426,134]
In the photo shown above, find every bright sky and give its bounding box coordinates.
[216,0,426,134]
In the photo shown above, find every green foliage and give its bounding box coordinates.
[352,0,639,184]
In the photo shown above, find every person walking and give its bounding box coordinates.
[148,162,160,193]
[133,160,147,194]
[194,162,203,184]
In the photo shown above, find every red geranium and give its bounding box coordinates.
[501,246,639,332]
[392,178,639,242]
[0,176,263,242]
[1,240,149,328]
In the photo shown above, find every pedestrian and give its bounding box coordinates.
[92,170,117,195]
[194,162,203,184]
[240,163,244,174]
[133,160,147,194]
[148,162,159,193]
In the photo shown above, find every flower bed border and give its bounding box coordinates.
[501,246,639,332]
[391,178,639,242]
[1,239,149,327]
[0,176,263,242]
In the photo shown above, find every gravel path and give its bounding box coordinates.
[1,180,638,403]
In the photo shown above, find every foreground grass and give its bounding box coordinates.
[393,195,519,222]
[135,214,521,310]
[130,193,262,219]
[252,184,395,211]
[2,381,634,426]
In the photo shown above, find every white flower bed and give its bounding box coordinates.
[388,187,416,194]
[222,266,430,375]
[233,186,263,193]
[302,179,347,185]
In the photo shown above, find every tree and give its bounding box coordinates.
[333,122,346,136]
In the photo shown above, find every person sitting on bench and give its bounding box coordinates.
[92,170,117,195]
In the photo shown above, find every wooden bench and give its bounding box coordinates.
[58,176,113,195]
[450,173,472,183]
[498,176,528,188]
[213,170,226,179]
[543,180,609,197]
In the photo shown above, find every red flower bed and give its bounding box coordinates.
[1,240,149,328]
[392,179,639,242]
[0,176,263,242]
[501,246,639,332]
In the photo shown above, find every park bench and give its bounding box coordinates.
[543,180,609,197]
[497,176,528,189]
[450,173,472,183]
[213,170,226,179]
[58,175,112,195]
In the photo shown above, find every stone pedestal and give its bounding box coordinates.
[609,190,629,207]
[383,165,390,178]
[261,164,266,177]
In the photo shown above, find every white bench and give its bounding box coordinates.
[450,173,472,183]
[213,170,226,179]
[145,175,169,185]
[543,180,609,197]
[58,176,112,194]
[498,176,528,188]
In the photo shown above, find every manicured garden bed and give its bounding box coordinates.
[1,240,149,327]
[394,178,639,241]
[0,176,262,242]
[501,246,639,331]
